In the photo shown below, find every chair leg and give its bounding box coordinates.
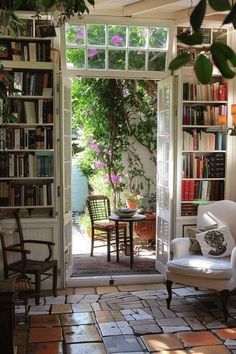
[166,279,173,309]
[90,228,95,257]
[53,261,58,297]
[221,289,230,322]
[35,273,41,305]
[107,231,111,262]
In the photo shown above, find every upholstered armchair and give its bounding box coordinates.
[166,200,236,321]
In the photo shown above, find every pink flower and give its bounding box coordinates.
[110,174,121,184]
[111,35,123,46]
[95,161,105,169]
[76,26,85,40]
[87,138,101,154]
[88,48,98,57]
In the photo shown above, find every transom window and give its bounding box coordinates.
[65,24,169,72]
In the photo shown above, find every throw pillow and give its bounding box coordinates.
[187,224,218,253]
[196,225,235,258]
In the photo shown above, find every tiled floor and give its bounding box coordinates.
[15,283,236,353]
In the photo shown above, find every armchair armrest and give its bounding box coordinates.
[5,246,31,254]
[23,240,55,261]
[231,247,236,280]
[171,237,191,259]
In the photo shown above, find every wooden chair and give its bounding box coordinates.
[0,211,58,305]
[86,195,128,261]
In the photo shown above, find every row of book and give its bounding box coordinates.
[182,130,226,151]
[181,203,198,216]
[0,181,54,206]
[12,71,53,97]
[183,81,227,101]
[181,180,224,201]
[0,152,54,178]
[3,127,53,150]
[182,153,225,178]
[7,99,53,124]
[182,104,227,126]
[0,39,51,62]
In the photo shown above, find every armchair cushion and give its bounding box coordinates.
[187,224,218,253]
[196,225,235,258]
[167,255,232,279]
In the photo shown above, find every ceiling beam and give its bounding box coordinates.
[124,0,180,16]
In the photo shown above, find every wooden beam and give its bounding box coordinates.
[124,0,180,16]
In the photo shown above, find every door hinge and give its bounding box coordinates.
[57,186,61,197]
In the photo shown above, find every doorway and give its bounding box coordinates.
[70,77,158,278]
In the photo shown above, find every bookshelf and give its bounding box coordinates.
[0,18,56,217]
[176,68,228,228]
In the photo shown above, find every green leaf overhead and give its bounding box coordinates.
[177,31,203,45]
[40,0,55,9]
[168,53,192,71]
[194,54,213,84]
[211,42,236,79]
[208,0,231,11]
[190,0,206,31]
[223,4,236,28]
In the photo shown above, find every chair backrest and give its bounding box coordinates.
[86,195,111,224]
[197,200,236,242]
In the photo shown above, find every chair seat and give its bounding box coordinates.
[167,255,232,279]
[8,259,57,274]
[94,220,126,229]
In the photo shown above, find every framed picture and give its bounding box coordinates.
[182,224,197,237]
[37,24,57,38]
[0,40,11,60]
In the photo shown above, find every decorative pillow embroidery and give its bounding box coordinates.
[196,225,235,258]
[186,224,218,253]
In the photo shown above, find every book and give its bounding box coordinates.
[24,101,36,124]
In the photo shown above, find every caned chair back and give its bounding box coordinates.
[86,195,111,224]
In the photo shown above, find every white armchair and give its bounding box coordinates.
[166,200,236,321]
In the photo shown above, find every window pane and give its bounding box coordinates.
[87,48,105,69]
[66,25,85,45]
[108,49,126,70]
[87,24,105,45]
[149,27,168,49]
[128,50,145,70]
[129,26,146,47]
[108,25,126,47]
[67,48,85,69]
[148,51,166,71]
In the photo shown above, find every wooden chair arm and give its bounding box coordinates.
[5,246,31,254]
[22,240,55,261]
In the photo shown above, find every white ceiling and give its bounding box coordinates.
[87,0,225,25]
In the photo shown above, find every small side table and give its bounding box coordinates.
[0,279,15,354]
[109,214,146,269]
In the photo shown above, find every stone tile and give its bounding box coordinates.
[30,314,60,327]
[15,305,29,315]
[29,306,50,315]
[81,294,100,303]
[27,342,63,354]
[91,302,102,311]
[71,303,93,312]
[184,317,206,331]
[103,335,143,353]
[57,288,74,295]
[189,345,231,353]
[51,304,72,314]
[28,298,45,306]
[153,351,189,354]
[116,321,133,335]
[28,327,63,343]
[131,323,162,335]
[224,339,236,349]
[161,326,191,333]
[74,287,96,294]
[159,306,177,318]
[45,296,66,304]
[63,325,102,343]
[98,322,122,336]
[142,333,184,351]
[177,331,222,347]
[157,318,188,327]
[66,342,106,354]
[96,286,119,295]
[66,294,84,303]
[117,285,147,292]
[15,329,28,346]
[60,312,95,326]
[215,328,236,340]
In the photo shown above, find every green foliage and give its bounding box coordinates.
[169,0,236,83]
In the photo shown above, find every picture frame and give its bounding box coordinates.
[182,224,197,237]
[37,24,57,38]
[0,40,11,60]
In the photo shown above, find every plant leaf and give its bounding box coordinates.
[168,53,192,71]
[40,0,55,9]
[194,54,213,84]
[223,4,236,27]
[190,0,206,31]
[87,0,95,5]
[211,42,236,66]
[211,43,236,79]
[177,31,203,45]
[208,0,231,11]
[13,0,24,10]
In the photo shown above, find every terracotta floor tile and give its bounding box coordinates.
[28,327,63,343]
[74,287,96,294]
[96,286,119,295]
[177,331,222,347]
[51,304,72,314]
[60,312,95,326]
[15,329,28,346]
[189,345,231,354]
[215,328,236,340]
[63,325,101,343]
[27,342,63,354]
[30,314,61,327]
[66,342,106,354]
[141,333,184,351]
[153,351,189,354]
[57,288,74,295]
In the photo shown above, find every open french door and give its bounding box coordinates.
[59,74,73,285]
[156,76,175,273]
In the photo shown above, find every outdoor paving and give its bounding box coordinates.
[15,283,236,353]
